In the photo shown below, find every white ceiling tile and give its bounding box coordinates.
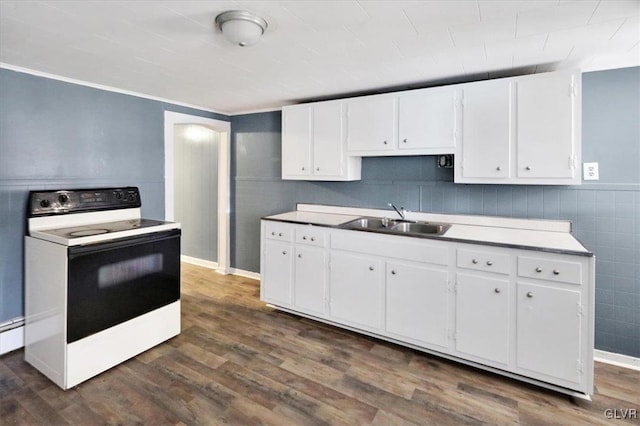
[516,1,599,38]
[1,0,638,113]
[589,0,640,24]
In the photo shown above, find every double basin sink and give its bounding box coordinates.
[339,217,450,237]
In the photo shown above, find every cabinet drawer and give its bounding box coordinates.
[457,249,510,275]
[264,222,294,242]
[517,256,582,285]
[295,226,326,247]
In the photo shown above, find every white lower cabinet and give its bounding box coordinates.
[260,220,594,398]
[329,252,384,331]
[385,261,449,349]
[293,246,326,315]
[262,240,293,306]
[516,282,582,385]
[455,273,510,366]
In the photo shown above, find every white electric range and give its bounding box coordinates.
[24,187,181,390]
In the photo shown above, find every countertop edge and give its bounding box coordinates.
[261,216,594,258]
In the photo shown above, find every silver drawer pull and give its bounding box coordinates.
[271,232,276,236]
[535,267,542,273]
[526,166,532,171]
[369,266,375,271]
[316,167,320,171]
[302,236,307,240]
[553,270,560,275]
[311,237,315,242]
[472,259,479,264]
[486,261,493,266]
[282,251,287,255]
[302,167,305,171]
[403,139,408,143]
[298,254,302,258]
[494,288,501,293]
[496,166,501,171]
[383,140,388,145]
[278,233,283,237]
[391,270,396,275]
[526,292,533,298]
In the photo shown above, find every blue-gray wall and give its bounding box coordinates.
[231,67,640,358]
[0,68,228,324]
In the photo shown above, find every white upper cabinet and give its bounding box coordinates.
[346,95,397,153]
[455,70,581,185]
[282,101,361,181]
[458,79,512,180]
[516,72,578,180]
[281,105,311,178]
[398,87,458,153]
[346,87,458,156]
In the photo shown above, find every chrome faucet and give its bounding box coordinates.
[388,203,406,220]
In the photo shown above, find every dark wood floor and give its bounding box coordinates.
[1,263,638,425]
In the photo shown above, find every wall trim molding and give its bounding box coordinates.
[0,326,24,355]
[0,62,230,116]
[181,255,219,270]
[594,349,640,371]
[229,268,260,281]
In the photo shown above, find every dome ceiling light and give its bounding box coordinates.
[214,10,268,47]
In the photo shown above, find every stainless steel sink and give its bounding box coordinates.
[340,217,450,236]
[391,222,449,235]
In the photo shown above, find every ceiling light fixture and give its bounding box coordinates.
[215,10,268,47]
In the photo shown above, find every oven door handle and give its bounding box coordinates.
[68,229,181,258]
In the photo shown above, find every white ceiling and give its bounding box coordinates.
[1,1,638,115]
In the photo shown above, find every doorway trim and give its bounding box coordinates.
[164,111,231,274]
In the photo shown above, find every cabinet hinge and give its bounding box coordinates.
[577,360,583,374]
[577,303,584,316]
[570,83,577,98]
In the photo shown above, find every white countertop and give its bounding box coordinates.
[264,207,591,256]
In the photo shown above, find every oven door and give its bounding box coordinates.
[67,229,180,343]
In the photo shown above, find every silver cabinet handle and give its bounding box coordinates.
[553,269,560,275]
[282,251,287,255]
[391,270,396,275]
[302,236,307,240]
[526,292,533,298]
[271,232,276,236]
[496,166,501,171]
[535,267,542,273]
[316,167,320,171]
[310,237,315,242]
[369,266,375,271]
[494,288,501,293]
[526,166,532,171]
[383,140,388,145]
[403,139,407,143]
[302,166,305,171]
[297,254,302,258]
[278,233,283,237]
[472,259,479,264]
[486,261,493,266]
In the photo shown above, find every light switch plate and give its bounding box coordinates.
[583,162,599,180]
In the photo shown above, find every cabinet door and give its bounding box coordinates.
[517,73,576,179]
[455,273,510,365]
[517,282,582,384]
[313,103,344,177]
[460,80,511,179]
[262,241,293,305]
[282,106,311,177]
[398,89,456,151]
[294,247,326,315]
[329,252,384,330]
[346,96,396,153]
[386,262,449,348]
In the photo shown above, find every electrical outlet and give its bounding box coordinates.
[583,162,599,180]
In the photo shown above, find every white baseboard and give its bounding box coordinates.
[181,255,219,270]
[594,349,640,371]
[229,268,260,281]
[0,325,24,355]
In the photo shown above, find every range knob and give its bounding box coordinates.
[58,194,69,204]
[128,194,135,201]
[39,199,51,208]
[115,192,123,200]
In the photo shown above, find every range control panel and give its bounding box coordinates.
[29,187,141,216]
